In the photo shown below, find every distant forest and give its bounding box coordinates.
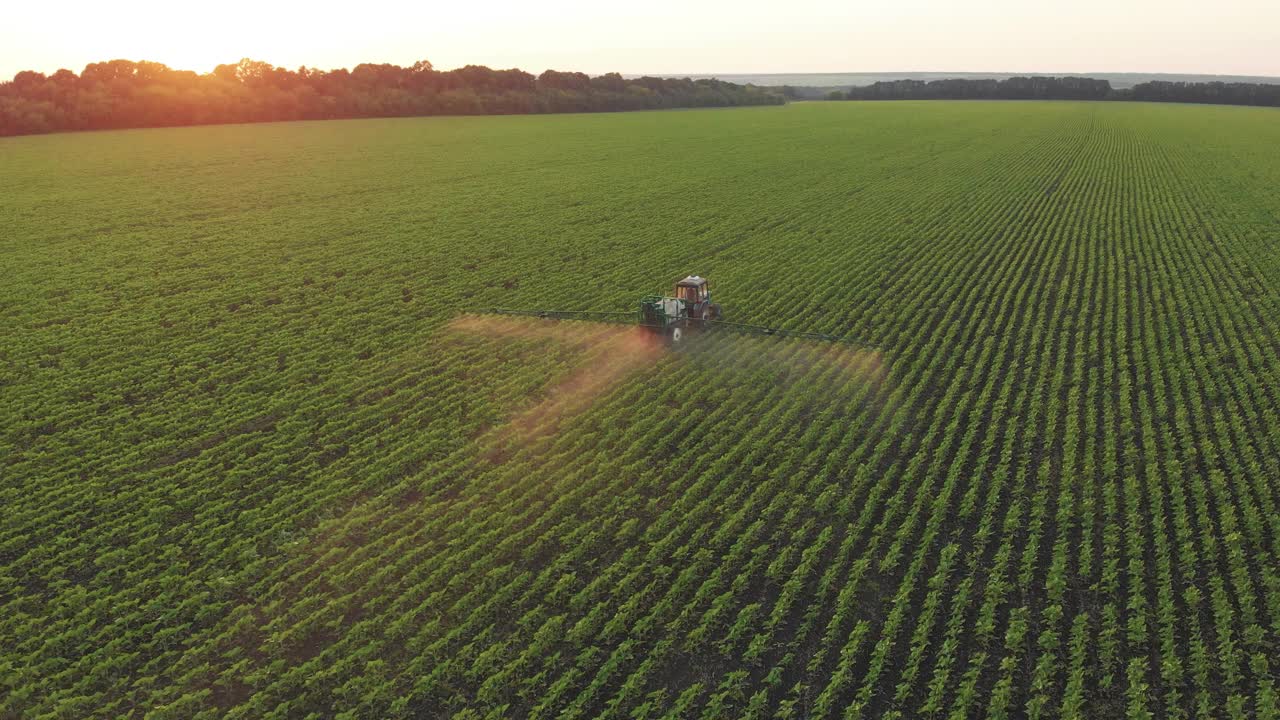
[827,76,1280,107]
[6,62,1280,138]
[0,59,783,137]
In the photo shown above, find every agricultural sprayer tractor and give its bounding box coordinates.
[485,274,851,344]
[639,276,722,342]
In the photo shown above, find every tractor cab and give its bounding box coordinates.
[674,276,719,322]
[675,276,709,304]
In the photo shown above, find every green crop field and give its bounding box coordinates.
[5,101,1280,718]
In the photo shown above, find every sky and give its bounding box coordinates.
[3,0,1278,80]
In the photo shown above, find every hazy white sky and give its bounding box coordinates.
[3,0,1277,80]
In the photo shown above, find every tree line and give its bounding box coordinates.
[829,76,1280,107]
[0,59,784,136]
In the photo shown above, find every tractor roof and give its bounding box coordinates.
[676,275,707,287]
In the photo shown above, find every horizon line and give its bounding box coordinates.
[634,69,1280,79]
[8,60,1280,83]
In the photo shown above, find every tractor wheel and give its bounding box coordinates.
[709,304,723,321]
[700,308,711,325]
[671,327,684,343]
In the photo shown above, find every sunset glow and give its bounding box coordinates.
[5,0,1279,79]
